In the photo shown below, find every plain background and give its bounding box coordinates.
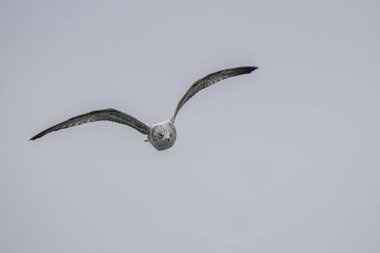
[1,0,379,252]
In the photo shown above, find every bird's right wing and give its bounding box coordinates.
[30,108,151,140]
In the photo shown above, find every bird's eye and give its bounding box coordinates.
[159,133,163,138]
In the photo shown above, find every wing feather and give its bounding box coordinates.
[30,108,150,140]
[171,66,258,122]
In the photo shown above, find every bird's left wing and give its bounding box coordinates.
[171,66,258,122]
[30,108,150,140]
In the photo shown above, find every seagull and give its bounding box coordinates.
[30,66,258,151]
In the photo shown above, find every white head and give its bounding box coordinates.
[148,121,177,151]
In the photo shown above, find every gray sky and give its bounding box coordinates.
[1,0,379,252]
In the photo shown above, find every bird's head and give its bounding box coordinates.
[148,121,177,151]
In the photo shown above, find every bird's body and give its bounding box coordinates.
[30,66,258,151]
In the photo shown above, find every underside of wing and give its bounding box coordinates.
[30,108,150,140]
[171,66,258,122]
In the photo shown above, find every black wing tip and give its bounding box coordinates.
[226,66,258,76]
[239,66,258,72]
[29,135,40,141]
[29,131,46,141]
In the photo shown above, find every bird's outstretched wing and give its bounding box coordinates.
[171,66,258,122]
[30,108,150,140]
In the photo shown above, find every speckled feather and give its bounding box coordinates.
[30,66,258,151]
[171,66,258,122]
[29,109,150,140]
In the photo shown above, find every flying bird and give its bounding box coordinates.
[30,66,258,151]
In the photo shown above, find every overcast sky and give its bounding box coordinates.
[1,0,379,252]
